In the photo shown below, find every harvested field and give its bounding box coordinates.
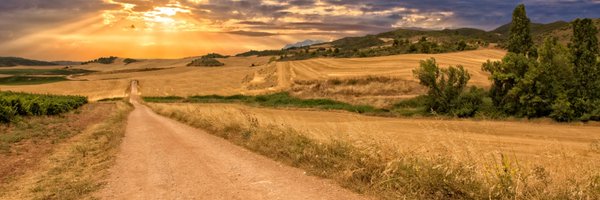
[2,50,504,102]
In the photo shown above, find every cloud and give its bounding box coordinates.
[0,0,598,60]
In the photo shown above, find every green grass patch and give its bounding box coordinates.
[0,69,94,76]
[142,96,185,103]
[144,92,384,114]
[97,97,124,102]
[0,76,68,85]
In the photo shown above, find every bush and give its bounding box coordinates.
[0,91,87,123]
[413,58,471,114]
[187,57,224,67]
[451,87,486,117]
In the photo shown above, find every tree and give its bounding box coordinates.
[570,18,600,119]
[507,4,534,56]
[482,53,536,114]
[413,58,471,114]
[517,37,575,119]
[457,40,467,51]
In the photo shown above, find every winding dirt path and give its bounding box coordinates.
[99,81,365,199]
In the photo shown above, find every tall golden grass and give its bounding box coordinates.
[148,103,600,199]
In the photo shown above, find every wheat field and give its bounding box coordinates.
[148,102,600,198]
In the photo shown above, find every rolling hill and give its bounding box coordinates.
[0,57,58,67]
[236,18,599,60]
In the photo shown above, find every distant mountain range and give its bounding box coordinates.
[283,39,326,49]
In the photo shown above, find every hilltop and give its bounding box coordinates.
[236,18,600,60]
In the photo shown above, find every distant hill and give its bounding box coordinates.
[0,57,58,67]
[284,40,325,49]
[236,18,600,60]
[491,19,600,45]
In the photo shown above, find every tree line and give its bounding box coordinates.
[413,4,599,121]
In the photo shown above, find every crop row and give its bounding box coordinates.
[0,91,87,123]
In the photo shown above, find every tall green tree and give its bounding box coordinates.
[570,18,600,120]
[517,37,575,119]
[507,4,534,56]
[482,53,537,114]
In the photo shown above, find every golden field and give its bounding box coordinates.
[148,102,600,198]
[1,49,504,100]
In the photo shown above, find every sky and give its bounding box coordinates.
[0,0,598,61]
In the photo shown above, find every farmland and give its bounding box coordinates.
[147,102,600,199]
[0,91,87,123]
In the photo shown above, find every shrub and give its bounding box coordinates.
[187,57,224,67]
[413,58,471,114]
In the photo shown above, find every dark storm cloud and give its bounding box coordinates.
[178,0,599,35]
[0,0,599,44]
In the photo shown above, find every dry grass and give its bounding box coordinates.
[2,50,503,102]
[148,103,600,199]
[0,101,132,199]
[0,79,130,101]
[291,76,426,108]
[276,49,506,88]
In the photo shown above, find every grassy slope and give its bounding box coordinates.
[0,101,132,199]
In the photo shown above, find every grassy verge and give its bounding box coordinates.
[0,101,133,199]
[148,103,600,199]
[144,92,384,114]
[0,76,68,85]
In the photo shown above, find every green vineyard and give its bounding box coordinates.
[0,91,87,123]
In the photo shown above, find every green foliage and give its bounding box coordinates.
[0,76,68,85]
[482,53,536,114]
[145,92,383,114]
[81,56,117,65]
[0,91,87,123]
[507,4,534,55]
[413,58,475,115]
[186,57,225,67]
[451,87,487,117]
[0,57,58,67]
[517,37,575,119]
[571,18,600,117]
[484,11,600,121]
[142,96,185,103]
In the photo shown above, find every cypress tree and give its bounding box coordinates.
[507,4,534,55]
[570,18,600,120]
[571,18,599,99]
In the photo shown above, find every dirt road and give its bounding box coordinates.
[99,81,365,200]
